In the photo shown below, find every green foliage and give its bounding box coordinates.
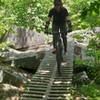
[87,34,100,49]
[0,0,49,32]
[5,0,53,32]
[0,7,14,35]
[86,34,100,66]
[79,84,100,99]
[70,0,100,29]
[95,74,100,84]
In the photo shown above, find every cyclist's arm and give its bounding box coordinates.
[45,17,52,28]
[44,17,52,33]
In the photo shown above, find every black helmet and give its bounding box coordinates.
[54,0,62,6]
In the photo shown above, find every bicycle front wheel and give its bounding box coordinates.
[56,40,63,75]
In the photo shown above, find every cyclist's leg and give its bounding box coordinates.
[52,24,60,53]
[60,24,67,53]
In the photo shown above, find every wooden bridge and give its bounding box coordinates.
[20,37,74,100]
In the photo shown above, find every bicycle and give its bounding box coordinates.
[45,30,65,76]
[55,31,63,75]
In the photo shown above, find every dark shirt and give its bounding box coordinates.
[48,7,69,25]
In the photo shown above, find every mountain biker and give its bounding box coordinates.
[45,0,72,53]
